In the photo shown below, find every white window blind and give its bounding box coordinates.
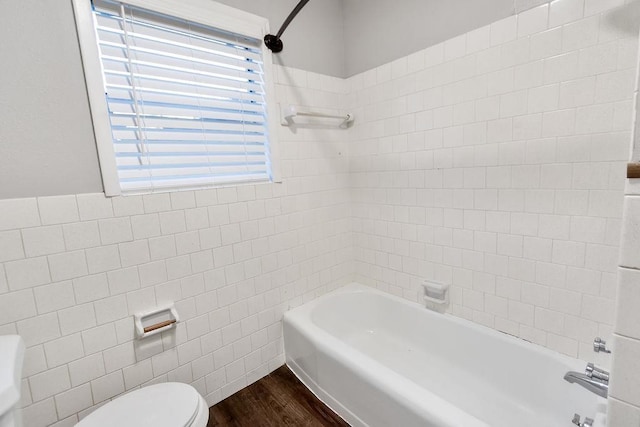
[91,0,271,193]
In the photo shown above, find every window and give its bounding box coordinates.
[73,0,278,195]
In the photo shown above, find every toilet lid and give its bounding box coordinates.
[78,382,201,427]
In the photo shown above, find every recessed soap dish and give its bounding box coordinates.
[134,304,179,339]
[422,281,450,307]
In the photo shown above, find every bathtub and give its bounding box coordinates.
[283,283,607,427]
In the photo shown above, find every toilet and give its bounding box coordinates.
[0,336,25,427]
[77,381,209,427]
[0,334,208,427]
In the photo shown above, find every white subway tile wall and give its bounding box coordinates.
[0,65,352,426]
[346,0,636,364]
[611,71,640,423]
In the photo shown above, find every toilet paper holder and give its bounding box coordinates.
[134,304,179,339]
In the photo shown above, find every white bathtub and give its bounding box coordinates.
[283,283,607,427]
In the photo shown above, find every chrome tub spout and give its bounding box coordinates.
[563,370,608,399]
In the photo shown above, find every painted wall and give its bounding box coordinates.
[219,0,559,78]
[347,0,638,365]
[0,0,104,199]
[216,0,346,77]
[343,0,512,76]
[341,0,559,76]
[0,65,353,426]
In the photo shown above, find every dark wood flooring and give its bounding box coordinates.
[208,365,350,427]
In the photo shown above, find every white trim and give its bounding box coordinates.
[122,177,271,196]
[72,0,281,194]
[72,0,121,196]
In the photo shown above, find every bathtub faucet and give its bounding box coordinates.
[563,363,609,398]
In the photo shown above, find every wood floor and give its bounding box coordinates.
[208,366,350,427]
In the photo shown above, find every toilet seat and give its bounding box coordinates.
[77,382,208,427]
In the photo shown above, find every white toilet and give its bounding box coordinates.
[0,334,208,427]
[77,381,209,427]
[0,335,25,427]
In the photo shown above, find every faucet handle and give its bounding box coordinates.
[572,414,594,427]
[594,337,611,353]
[572,414,581,426]
[586,363,610,383]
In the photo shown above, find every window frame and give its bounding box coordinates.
[72,0,281,196]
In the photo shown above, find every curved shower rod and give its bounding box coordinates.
[264,0,311,53]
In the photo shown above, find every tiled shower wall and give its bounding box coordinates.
[609,186,640,421]
[0,66,352,426]
[608,32,640,424]
[347,0,638,361]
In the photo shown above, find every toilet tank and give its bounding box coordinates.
[0,336,25,427]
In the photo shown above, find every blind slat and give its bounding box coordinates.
[110,125,265,136]
[109,111,266,127]
[106,96,264,117]
[105,84,265,108]
[114,139,265,150]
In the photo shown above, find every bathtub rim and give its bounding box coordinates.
[287,282,595,370]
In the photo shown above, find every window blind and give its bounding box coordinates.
[91,0,271,193]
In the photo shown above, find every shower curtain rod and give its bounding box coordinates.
[264,0,311,53]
